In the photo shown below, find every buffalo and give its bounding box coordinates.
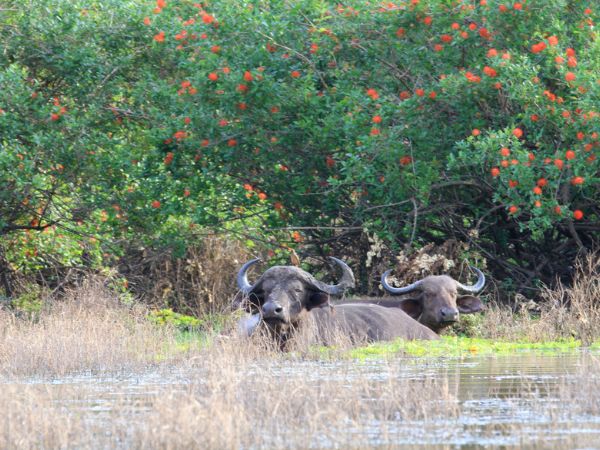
[235,258,438,348]
[372,268,486,333]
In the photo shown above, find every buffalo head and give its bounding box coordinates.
[380,268,485,332]
[236,257,355,341]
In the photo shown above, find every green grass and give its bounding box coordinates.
[346,336,586,360]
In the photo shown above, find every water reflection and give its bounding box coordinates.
[3,351,600,448]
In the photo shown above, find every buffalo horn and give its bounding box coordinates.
[380,270,424,294]
[307,257,355,296]
[237,258,261,294]
[456,267,486,293]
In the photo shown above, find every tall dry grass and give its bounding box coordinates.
[477,253,600,343]
[0,278,178,377]
[2,339,600,449]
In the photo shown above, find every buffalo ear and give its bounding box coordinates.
[457,295,484,314]
[398,298,423,320]
[307,291,330,311]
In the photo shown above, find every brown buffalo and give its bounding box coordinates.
[235,258,438,347]
[376,268,486,333]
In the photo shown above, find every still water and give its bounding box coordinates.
[5,351,600,449]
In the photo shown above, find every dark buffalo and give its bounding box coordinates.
[236,258,438,347]
[374,268,486,333]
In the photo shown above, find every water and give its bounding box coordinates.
[4,351,600,449]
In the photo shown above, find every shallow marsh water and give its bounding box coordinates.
[3,350,600,449]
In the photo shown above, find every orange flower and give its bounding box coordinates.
[243,71,253,82]
[396,27,406,37]
[372,115,382,124]
[573,210,584,220]
[565,149,576,160]
[153,31,165,42]
[415,88,425,97]
[508,205,518,214]
[531,42,546,53]
[243,183,253,191]
[258,192,267,201]
[547,35,558,46]
[483,66,497,77]
[370,128,381,136]
[440,34,453,43]
[163,152,174,165]
[202,13,215,24]
[533,186,542,195]
[508,179,518,188]
[400,155,412,166]
[156,0,166,8]
[512,128,523,138]
[428,91,437,99]
[227,139,237,147]
[143,17,151,26]
[211,45,221,53]
[399,90,411,100]
[565,72,576,82]
[554,205,562,215]
[500,147,510,157]
[490,167,500,177]
[208,72,218,81]
[423,16,432,25]
[366,88,379,100]
[151,200,161,208]
[554,159,564,169]
[571,176,584,185]
[472,129,481,136]
[534,200,542,208]
[291,70,301,78]
[487,48,498,57]
[326,156,335,168]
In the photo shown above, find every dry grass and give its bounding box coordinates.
[2,267,600,448]
[120,234,252,314]
[2,339,600,449]
[477,253,600,344]
[0,278,177,377]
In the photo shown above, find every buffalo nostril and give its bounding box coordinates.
[440,308,459,321]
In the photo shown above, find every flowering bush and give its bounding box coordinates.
[0,0,598,294]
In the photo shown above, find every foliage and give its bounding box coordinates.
[0,0,598,302]
[347,335,584,360]
[148,308,202,330]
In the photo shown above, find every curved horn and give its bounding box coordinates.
[237,258,261,294]
[308,257,355,296]
[380,270,424,295]
[456,267,486,293]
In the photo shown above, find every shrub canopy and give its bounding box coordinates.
[0,0,598,295]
